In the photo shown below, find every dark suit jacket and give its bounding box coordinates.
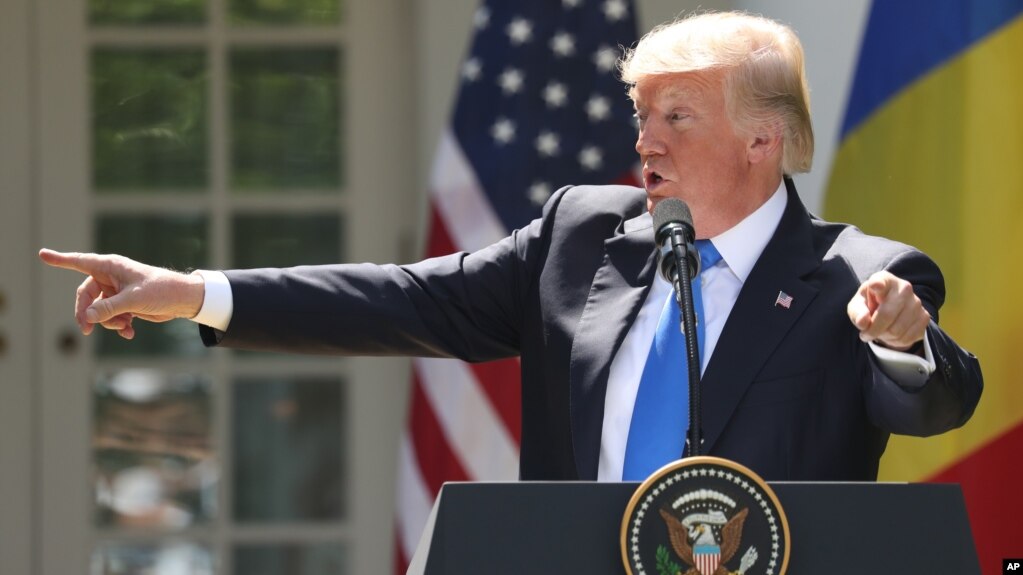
[201,179,982,481]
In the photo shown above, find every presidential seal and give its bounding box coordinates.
[621,457,790,575]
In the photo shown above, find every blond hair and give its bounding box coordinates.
[619,12,813,174]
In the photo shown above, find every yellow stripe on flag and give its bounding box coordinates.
[826,16,1023,481]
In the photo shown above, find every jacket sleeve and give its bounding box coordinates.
[862,249,983,436]
[199,189,570,361]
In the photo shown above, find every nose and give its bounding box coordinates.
[635,121,665,157]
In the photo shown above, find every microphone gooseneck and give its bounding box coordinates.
[650,198,704,458]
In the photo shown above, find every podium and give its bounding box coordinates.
[409,482,979,574]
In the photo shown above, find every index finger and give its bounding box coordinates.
[846,291,872,331]
[39,249,110,276]
[862,271,897,302]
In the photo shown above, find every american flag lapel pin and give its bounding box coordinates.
[775,290,794,309]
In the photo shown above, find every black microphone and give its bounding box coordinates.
[652,199,700,284]
[651,198,704,458]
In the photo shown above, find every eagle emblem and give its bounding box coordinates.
[659,506,758,575]
[621,457,789,575]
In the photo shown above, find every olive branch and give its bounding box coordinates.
[655,544,684,575]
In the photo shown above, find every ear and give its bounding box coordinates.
[746,125,783,165]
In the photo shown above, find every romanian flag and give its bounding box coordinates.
[826,2,1023,573]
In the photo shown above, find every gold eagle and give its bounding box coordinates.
[658,507,749,575]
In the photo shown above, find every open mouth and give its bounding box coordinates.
[646,171,664,187]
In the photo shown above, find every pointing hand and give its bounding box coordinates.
[39,249,205,340]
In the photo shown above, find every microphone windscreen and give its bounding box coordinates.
[652,198,693,244]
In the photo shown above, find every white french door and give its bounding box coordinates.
[29,0,417,573]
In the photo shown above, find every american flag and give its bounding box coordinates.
[394,0,639,570]
[775,290,793,309]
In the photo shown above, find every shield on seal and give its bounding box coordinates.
[693,545,721,575]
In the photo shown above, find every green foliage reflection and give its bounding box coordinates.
[230,0,341,25]
[231,48,342,191]
[90,0,206,25]
[92,49,208,191]
[232,214,342,268]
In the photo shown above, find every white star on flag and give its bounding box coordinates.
[535,132,560,157]
[550,31,576,57]
[593,45,618,72]
[498,68,525,94]
[528,181,553,206]
[473,6,489,29]
[461,58,482,82]
[491,117,516,144]
[603,0,628,21]
[542,81,569,108]
[563,0,582,7]
[586,95,611,121]
[507,17,533,45]
[579,145,603,170]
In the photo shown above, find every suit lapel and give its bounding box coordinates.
[700,180,821,453]
[569,212,657,480]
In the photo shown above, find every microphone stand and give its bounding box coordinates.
[666,227,702,458]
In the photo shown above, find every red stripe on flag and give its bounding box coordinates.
[426,202,457,256]
[409,373,471,493]
[927,421,1023,575]
[395,529,409,574]
[469,359,522,443]
[613,172,641,187]
[427,202,523,443]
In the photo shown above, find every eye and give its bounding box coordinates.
[669,111,687,122]
[633,112,648,128]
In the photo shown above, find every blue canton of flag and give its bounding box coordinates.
[452,0,641,231]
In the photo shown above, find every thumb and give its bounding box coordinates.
[86,291,134,324]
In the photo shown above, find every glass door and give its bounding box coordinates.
[36,0,416,573]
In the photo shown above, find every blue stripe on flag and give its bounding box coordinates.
[840,0,1023,138]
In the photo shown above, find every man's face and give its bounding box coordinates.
[632,71,760,238]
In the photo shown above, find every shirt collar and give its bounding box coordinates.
[709,180,788,283]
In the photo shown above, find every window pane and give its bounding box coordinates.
[95,215,209,357]
[233,377,345,521]
[94,371,217,528]
[92,49,208,192]
[233,544,346,575]
[230,48,342,191]
[89,0,206,25]
[232,214,341,268]
[230,0,341,25]
[91,541,214,575]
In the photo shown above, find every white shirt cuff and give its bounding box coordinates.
[867,331,936,388]
[189,270,233,332]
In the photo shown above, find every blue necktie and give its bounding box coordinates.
[622,240,723,480]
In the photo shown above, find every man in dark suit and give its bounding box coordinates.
[41,12,982,482]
